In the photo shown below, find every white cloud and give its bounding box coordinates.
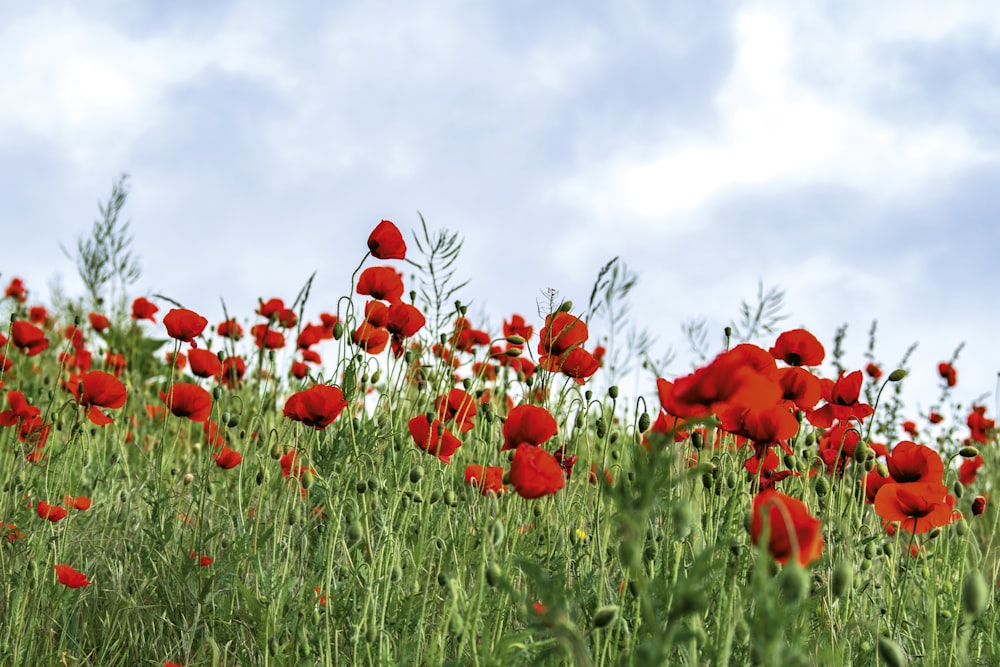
[553,5,995,224]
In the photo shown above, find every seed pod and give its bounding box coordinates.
[877,636,908,667]
[962,570,988,617]
[831,561,853,598]
[593,605,619,629]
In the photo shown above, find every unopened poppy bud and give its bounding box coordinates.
[953,481,964,499]
[853,443,870,463]
[301,469,314,489]
[831,560,853,598]
[332,322,344,340]
[955,517,969,536]
[486,562,503,587]
[409,465,424,484]
[672,500,693,539]
[962,570,989,617]
[271,445,282,460]
[638,412,651,432]
[876,461,889,478]
[724,326,732,338]
[926,527,942,540]
[959,446,980,458]
[345,519,363,543]
[691,431,704,449]
[371,369,381,384]
[593,605,619,629]
[490,519,505,547]
[972,495,986,516]
[608,386,619,399]
[887,369,907,382]
[505,335,525,346]
[505,347,522,357]
[596,419,607,438]
[448,610,464,637]
[780,564,810,602]
[557,300,573,313]
[877,636,908,667]
[212,386,224,400]
[815,475,830,497]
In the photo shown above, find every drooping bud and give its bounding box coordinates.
[592,605,619,629]
[959,446,980,459]
[638,412,651,433]
[877,636,908,667]
[962,570,988,617]
[831,560,854,598]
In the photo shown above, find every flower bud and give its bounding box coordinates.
[962,570,988,617]
[887,369,907,382]
[972,495,986,516]
[608,386,619,399]
[557,300,573,313]
[959,446,980,459]
[877,636,908,667]
[638,412,651,433]
[505,335,525,346]
[592,605,619,629]
[831,560,853,598]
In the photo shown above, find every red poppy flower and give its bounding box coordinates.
[364,300,390,328]
[666,345,782,418]
[408,415,463,464]
[213,446,242,469]
[216,318,243,339]
[283,384,348,429]
[865,362,883,380]
[864,469,893,504]
[4,277,27,302]
[88,312,110,332]
[938,362,957,387]
[29,305,49,325]
[221,356,246,388]
[502,404,558,451]
[509,444,566,499]
[504,314,533,343]
[928,411,943,424]
[464,465,506,495]
[257,297,286,319]
[132,297,158,322]
[749,489,824,567]
[720,403,799,445]
[105,351,127,376]
[541,346,600,383]
[387,303,426,338]
[367,219,407,260]
[166,351,186,371]
[163,308,208,346]
[807,371,874,428]
[188,348,222,379]
[291,360,308,379]
[769,329,825,367]
[54,564,91,588]
[435,388,477,433]
[901,420,918,438]
[886,440,944,485]
[72,370,128,426]
[352,321,389,354]
[297,323,327,349]
[776,367,822,411]
[972,495,987,516]
[64,495,92,511]
[10,320,49,356]
[958,454,983,485]
[874,482,953,534]
[589,464,614,486]
[37,500,68,522]
[357,266,404,304]
[188,551,213,567]
[279,449,314,481]
[967,405,995,444]
[250,324,285,350]
[159,383,213,422]
[452,317,491,352]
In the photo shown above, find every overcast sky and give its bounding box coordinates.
[2,1,998,420]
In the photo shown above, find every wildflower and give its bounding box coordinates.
[29,305,49,326]
[807,371,874,428]
[69,370,128,425]
[503,314,533,343]
[436,388,478,434]
[188,551,212,568]
[132,297,159,322]
[886,440,944,486]
[283,384,348,429]
[356,266,404,304]
[64,495,92,511]
[409,415,463,464]
[250,324,285,350]
[213,446,242,469]
[4,277,27,302]
[589,464,613,486]
[874,482,954,534]
[166,351,187,371]
[776,367,822,412]
[387,302,426,338]
[464,465,506,495]
[967,405,995,444]
[501,404,558,451]
[901,420,918,438]
[938,362,957,387]
[665,344,782,418]
[769,328,825,366]
[221,356,246,388]
[972,495,987,516]
[54,564,91,588]
[749,489,824,567]
[216,318,243,339]
[36,500,68,522]
[88,312,110,332]
[367,219,407,260]
[163,308,208,346]
[188,348,222,379]
[105,351,127,376]
[958,454,983,486]
[160,383,213,422]
[352,321,389,354]
[865,362,883,379]
[928,411,943,424]
[10,320,49,356]
[509,444,566,499]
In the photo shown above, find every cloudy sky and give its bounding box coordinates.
[2,0,998,418]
